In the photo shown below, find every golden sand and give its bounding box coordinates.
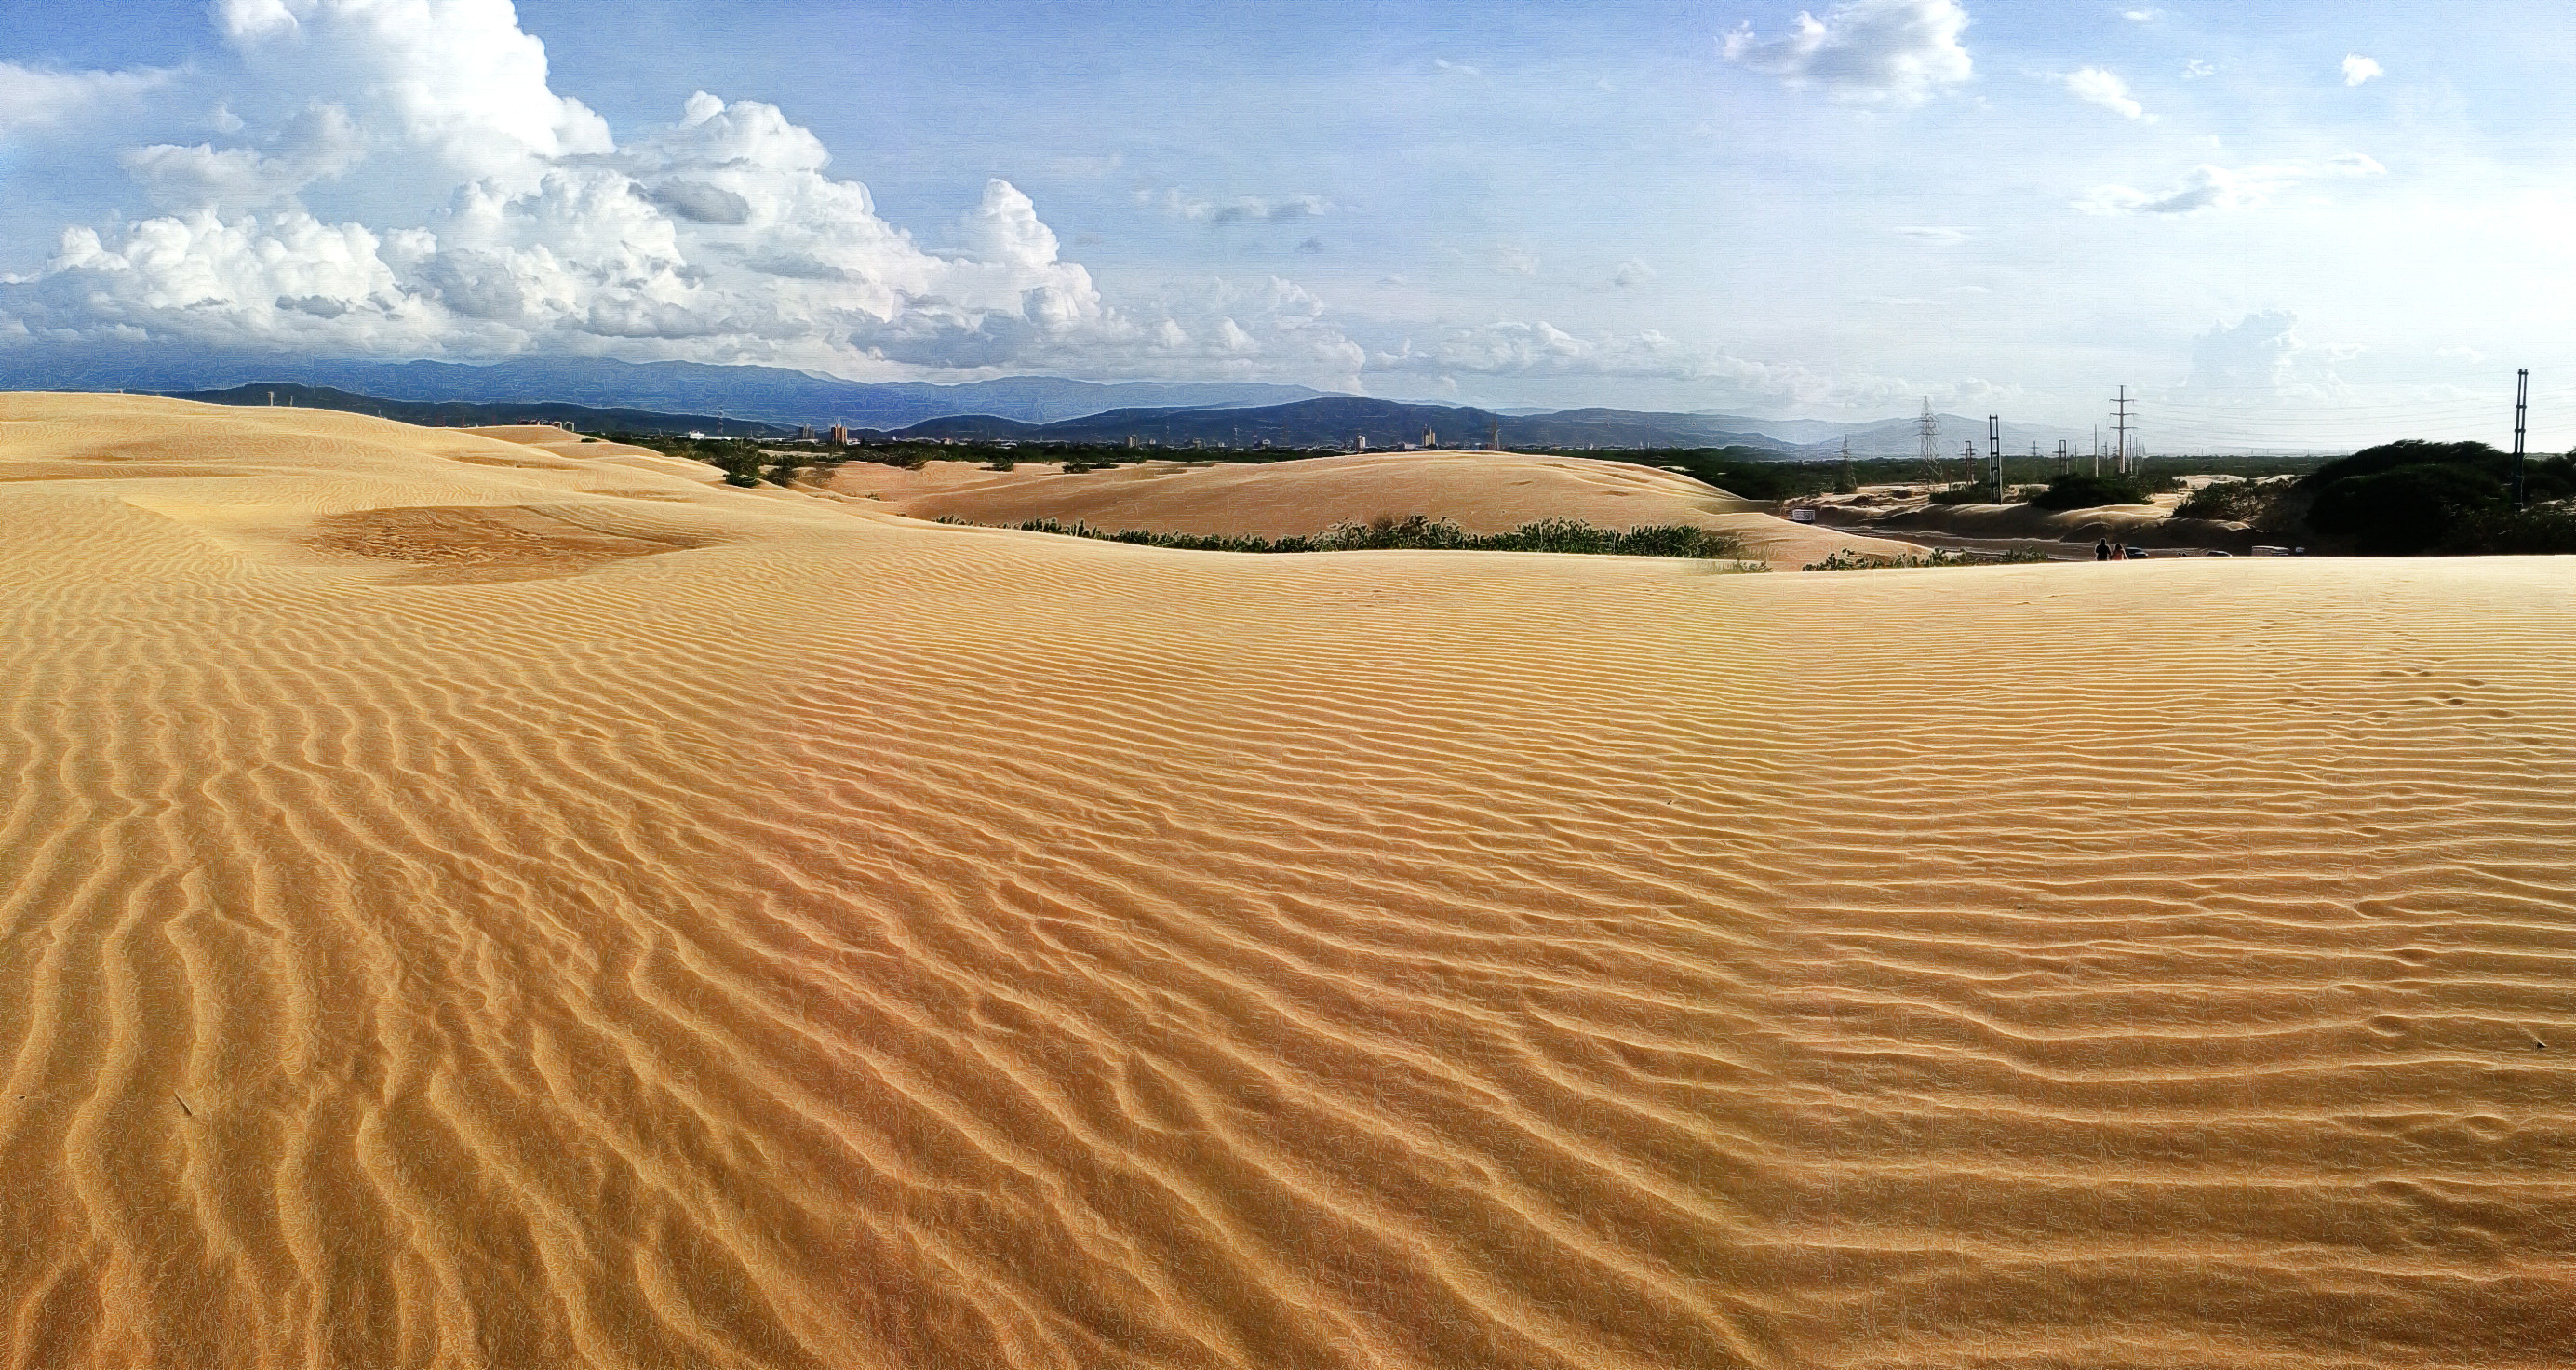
[4,394,2573,1368]
[825,448,1921,570]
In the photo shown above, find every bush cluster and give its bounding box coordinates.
[2301,439,2576,555]
[1803,547,2048,571]
[2028,471,2166,510]
[941,513,1763,563]
[2174,477,2290,522]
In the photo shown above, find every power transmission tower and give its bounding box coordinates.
[2057,439,2070,471]
[1962,439,1978,490]
[1988,415,2003,502]
[1917,397,1938,470]
[2111,386,2133,475]
[2514,368,2530,508]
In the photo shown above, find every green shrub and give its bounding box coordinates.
[2294,440,2576,555]
[2307,462,2503,555]
[2028,471,2157,510]
[2174,477,2285,522]
[2440,503,2576,554]
[939,514,1760,563]
[1804,547,2047,571]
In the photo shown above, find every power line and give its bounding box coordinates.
[2111,385,2133,476]
[2515,368,2530,509]
[1987,414,2003,503]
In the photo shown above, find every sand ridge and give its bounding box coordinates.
[5,393,2576,1368]
[824,447,1922,569]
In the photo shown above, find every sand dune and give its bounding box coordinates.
[1816,490,2251,552]
[5,392,2575,1368]
[825,448,1920,569]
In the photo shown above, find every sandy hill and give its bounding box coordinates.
[4,392,2574,1369]
[1816,486,2250,552]
[827,448,1920,569]
[461,423,673,464]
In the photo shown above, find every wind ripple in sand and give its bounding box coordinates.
[2,396,2574,1368]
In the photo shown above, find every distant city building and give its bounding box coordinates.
[1355,434,1369,450]
[828,423,849,445]
[797,425,815,441]
[1423,426,1437,448]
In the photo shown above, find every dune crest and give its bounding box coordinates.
[825,448,1919,569]
[4,393,2573,1368]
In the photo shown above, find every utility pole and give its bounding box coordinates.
[2092,426,2100,477]
[2057,438,2070,471]
[2112,385,2133,476]
[2514,368,2530,509]
[1988,414,2003,503]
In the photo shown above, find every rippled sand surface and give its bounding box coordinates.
[5,393,2573,1369]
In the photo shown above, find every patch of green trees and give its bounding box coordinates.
[2299,440,2576,555]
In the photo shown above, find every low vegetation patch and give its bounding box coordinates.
[2027,470,2168,510]
[2174,476,2293,523]
[2301,439,2576,555]
[941,513,1764,563]
[1804,547,2049,571]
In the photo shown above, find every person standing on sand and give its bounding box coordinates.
[2111,542,2127,560]
[2096,538,2112,561]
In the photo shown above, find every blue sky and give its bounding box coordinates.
[5,0,2576,445]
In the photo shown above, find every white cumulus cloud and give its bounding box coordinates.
[0,0,1378,387]
[2060,66,2144,119]
[0,62,172,136]
[1142,189,1332,226]
[1722,0,1973,106]
[2342,54,2384,86]
[2075,154,2384,215]
[119,102,368,208]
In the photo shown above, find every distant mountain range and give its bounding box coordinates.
[0,346,1328,428]
[162,383,797,437]
[893,398,1791,451]
[0,342,2116,457]
[891,397,2102,459]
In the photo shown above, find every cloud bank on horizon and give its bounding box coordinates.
[0,0,1375,389]
[0,0,2564,437]
[1,0,1837,404]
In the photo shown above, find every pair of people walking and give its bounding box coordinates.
[2094,538,2133,561]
